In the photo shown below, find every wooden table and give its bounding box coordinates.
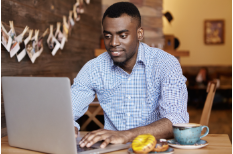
[1,133,232,154]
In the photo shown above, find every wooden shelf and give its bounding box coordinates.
[95,49,189,57]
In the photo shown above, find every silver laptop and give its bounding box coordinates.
[2,77,130,154]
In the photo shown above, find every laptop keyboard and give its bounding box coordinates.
[77,145,97,152]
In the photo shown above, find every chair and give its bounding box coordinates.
[80,101,104,131]
[199,81,217,126]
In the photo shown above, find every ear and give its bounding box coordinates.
[137,27,144,41]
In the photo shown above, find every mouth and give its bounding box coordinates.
[109,49,124,57]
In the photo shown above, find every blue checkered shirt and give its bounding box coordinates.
[71,42,189,131]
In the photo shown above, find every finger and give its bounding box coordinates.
[80,129,105,142]
[80,130,106,147]
[86,135,103,147]
[79,132,91,145]
[80,129,108,144]
[100,136,112,148]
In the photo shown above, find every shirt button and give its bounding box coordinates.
[128,96,131,99]
[128,78,131,81]
[127,113,130,116]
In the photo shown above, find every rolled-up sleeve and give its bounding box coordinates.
[71,61,96,130]
[158,58,189,124]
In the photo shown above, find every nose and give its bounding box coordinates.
[110,35,120,47]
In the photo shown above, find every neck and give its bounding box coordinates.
[121,65,134,74]
[120,42,140,74]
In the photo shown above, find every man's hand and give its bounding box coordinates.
[79,129,131,148]
[75,127,79,138]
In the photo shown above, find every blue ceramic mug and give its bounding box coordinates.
[172,123,209,145]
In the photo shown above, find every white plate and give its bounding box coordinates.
[167,139,208,149]
[128,147,174,154]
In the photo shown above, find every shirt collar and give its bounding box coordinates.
[110,42,146,69]
[137,42,146,65]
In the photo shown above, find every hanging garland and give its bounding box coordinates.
[1,0,90,63]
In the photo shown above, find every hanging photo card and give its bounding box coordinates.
[51,36,61,56]
[85,0,90,4]
[16,41,26,62]
[9,21,20,58]
[69,11,75,27]
[26,30,42,63]
[68,11,75,36]
[26,38,37,63]
[16,29,33,62]
[15,26,29,62]
[36,28,48,57]
[37,28,48,49]
[73,4,80,21]
[47,25,61,56]
[1,23,13,52]
[55,22,66,50]
[75,0,84,14]
[33,38,44,62]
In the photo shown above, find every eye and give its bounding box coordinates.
[104,34,111,39]
[120,34,127,39]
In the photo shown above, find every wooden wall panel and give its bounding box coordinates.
[141,16,163,29]
[1,0,101,78]
[1,0,102,136]
[129,0,143,7]
[143,0,163,8]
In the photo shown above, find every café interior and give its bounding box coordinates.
[1,0,232,153]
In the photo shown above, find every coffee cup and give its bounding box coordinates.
[172,123,209,145]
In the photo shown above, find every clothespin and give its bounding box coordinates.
[47,25,54,43]
[73,4,80,21]
[28,30,33,41]
[69,11,73,20]
[49,25,53,37]
[16,25,29,43]
[34,30,39,42]
[9,21,15,34]
[21,26,29,38]
[47,25,55,49]
[69,10,75,27]
[63,16,69,35]
[42,28,48,38]
[73,5,77,19]
[80,0,84,13]
[63,16,69,28]
[55,22,61,36]
[1,22,8,34]
[75,0,80,6]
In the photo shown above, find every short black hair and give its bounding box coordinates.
[102,2,141,28]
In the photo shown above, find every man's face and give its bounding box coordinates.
[102,14,142,68]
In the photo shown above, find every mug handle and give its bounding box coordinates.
[200,126,209,139]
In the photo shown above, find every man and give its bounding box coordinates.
[71,2,189,149]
